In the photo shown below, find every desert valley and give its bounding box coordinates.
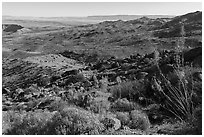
[2,10,202,135]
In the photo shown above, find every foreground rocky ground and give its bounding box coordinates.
[2,46,202,135]
[2,11,202,135]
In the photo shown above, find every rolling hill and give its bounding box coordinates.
[2,11,202,135]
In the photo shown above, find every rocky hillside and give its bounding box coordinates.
[2,11,202,135]
[154,11,202,38]
[3,11,201,60]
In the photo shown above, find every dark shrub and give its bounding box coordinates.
[111,80,145,101]
[128,110,150,131]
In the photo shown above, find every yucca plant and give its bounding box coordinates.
[156,68,194,121]
[153,20,195,121]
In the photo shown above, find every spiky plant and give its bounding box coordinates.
[153,20,195,121]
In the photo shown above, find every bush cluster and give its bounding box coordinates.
[3,106,105,135]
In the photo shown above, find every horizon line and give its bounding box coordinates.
[2,14,179,18]
[3,10,201,18]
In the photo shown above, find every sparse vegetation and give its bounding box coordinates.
[2,11,202,135]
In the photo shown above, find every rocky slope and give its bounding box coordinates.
[154,11,202,38]
[2,11,202,135]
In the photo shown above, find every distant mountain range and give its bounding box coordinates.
[87,15,174,20]
[3,14,174,20]
[2,15,174,26]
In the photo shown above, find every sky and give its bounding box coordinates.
[2,2,202,17]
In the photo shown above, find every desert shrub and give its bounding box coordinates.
[48,98,70,111]
[99,77,109,92]
[2,110,57,135]
[89,97,110,114]
[111,80,145,101]
[128,110,150,131]
[54,106,105,135]
[100,116,121,130]
[111,98,141,112]
[116,112,130,125]
[59,89,77,104]
[3,105,105,135]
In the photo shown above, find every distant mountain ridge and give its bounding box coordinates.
[2,15,174,28]
[87,15,174,20]
[3,14,174,23]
